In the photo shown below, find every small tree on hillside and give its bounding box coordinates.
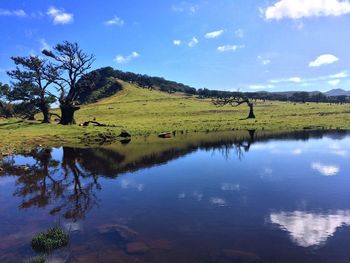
[7,56,57,123]
[42,41,95,125]
[212,94,256,119]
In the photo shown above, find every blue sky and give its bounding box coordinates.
[0,0,350,92]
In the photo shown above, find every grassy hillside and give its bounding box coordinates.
[75,80,350,133]
[1,79,350,153]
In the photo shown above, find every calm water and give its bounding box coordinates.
[1,130,350,263]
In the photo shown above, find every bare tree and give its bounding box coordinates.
[7,56,57,123]
[42,41,95,125]
[213,94,256,119]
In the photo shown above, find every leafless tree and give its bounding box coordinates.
[42,41,95,125]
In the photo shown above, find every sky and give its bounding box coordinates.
[0,0,350,92]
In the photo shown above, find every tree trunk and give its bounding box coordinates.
[0,101,13,118]
[27,114,36,120]
[59,103,79,125]
[247,103,255,119]
[40,102,51,123]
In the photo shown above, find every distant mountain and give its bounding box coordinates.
[324,89,350,97]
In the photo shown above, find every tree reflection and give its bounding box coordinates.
[4,148,101,221]
[1,129,347,221]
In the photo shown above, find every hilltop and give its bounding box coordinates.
[77,67,196,104]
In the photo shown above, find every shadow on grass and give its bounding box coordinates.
[0,120,48,128]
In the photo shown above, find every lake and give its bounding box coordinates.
[1,130,350,263]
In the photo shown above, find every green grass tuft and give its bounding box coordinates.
[31,227,69,252]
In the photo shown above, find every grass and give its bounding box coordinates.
[31,227,69,252]
[1,79,350,152]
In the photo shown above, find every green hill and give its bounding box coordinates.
[77,67,196,103]
[1,79,350,153]
[75,79,350,134]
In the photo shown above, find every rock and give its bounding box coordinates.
[126,242,149,254]
[118,130,131,138]
[97,224,138,241]
[147,239,173,250]
[223,249,261,262]
[158,132,172,138]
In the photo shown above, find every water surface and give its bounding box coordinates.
[1,130,350,263]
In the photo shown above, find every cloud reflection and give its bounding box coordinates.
[221,183,240,191]
[270,210,350,247]
[120,179,144,191]
[210,197,226,206]
[311,162,339,176]
[329,143,348,157]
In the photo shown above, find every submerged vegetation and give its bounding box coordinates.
[31,227,69,252]
[27,256,46,263]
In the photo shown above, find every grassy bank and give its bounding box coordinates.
[1,80,349,153]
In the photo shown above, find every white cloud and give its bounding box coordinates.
[235,29,244,38]
[309,54,339,67]
[289,77,302,83]
[266,71,348,88]
[173,40,181,46]
[328,79,340,86]
[47,7,73,25]
[270,210,350,247]
[205,29,224,39]
[270,77,302,83]
[0,9,27,17]
[264,0,350,20]
[104,16,124,26]
[257,55,271,65]
[188,37,199,47]
[311,162,339,176]
[262,59,271,65]
[171,3,198,14]
[249,84,275,90]
[114,51,140,64]
[329,71,348,78]
[39,39,51,51]
[217,45,244,52]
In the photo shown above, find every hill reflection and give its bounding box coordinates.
[0,130,347,221]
